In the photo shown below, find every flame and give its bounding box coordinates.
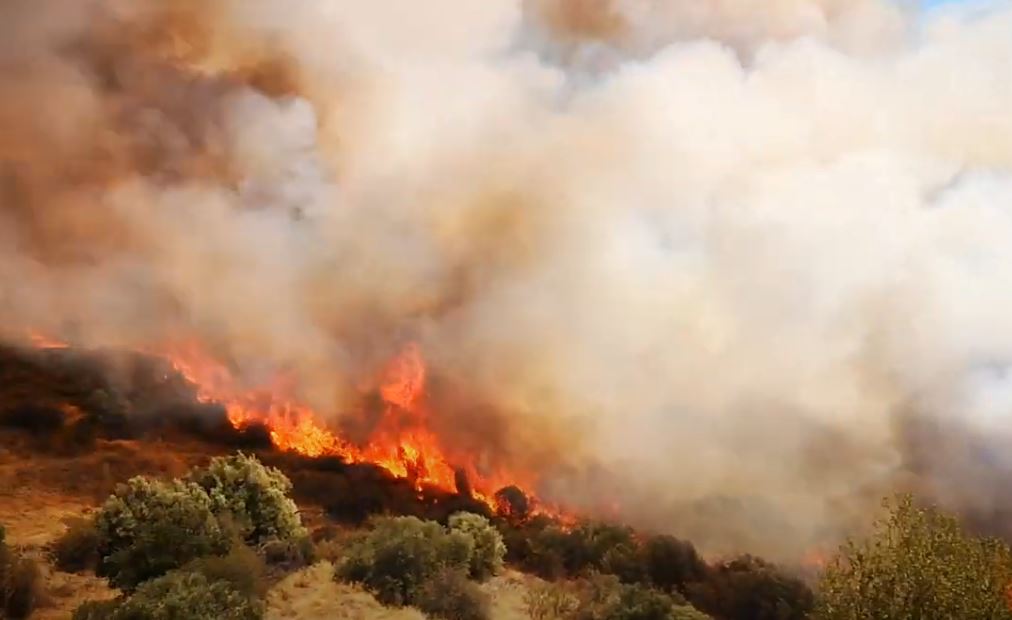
[163,339,549,511]
[15,330,566,516]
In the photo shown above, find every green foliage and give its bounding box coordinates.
[525,574,697,620]
[52,517,101,573]
[73,570,264,620]
[182,544,267,600]
[642,535,706,593]
[816,494,1012,620]
[336,515,472,606]
[670,605,713,620]
[1,546,43,619]
[522,521,643,580]
[94,476,231,590]
[574,575,679,620]
[414,568,491,620]
[186,452,306,545]
[448,512,506,580]
[686,555,814,620]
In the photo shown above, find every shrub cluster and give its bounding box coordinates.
[186,452,306,545]
[73,570,263,620]
[51,517,101,573]
[505,518,811,620]
[89,452,306,590]
[448,512,507,581]
[72,452,303,618]
[94,476,230,590]
[525,574,712,620]
[686,556,814,620]
[816,495,1012,620]
[1,525,43,619]
[335,512,502,618]
[414,568,492,620]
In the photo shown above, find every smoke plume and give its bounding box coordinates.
[3,0,1012,557]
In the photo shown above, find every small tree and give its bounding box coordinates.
[186,452,306,545]
[94,476,230,590]
[816,494,1012,620]
[448,512,506,580]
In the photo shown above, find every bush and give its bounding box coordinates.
[2,556,43,619]
[524,521,643,580]
[1,525,44,619]
[547,574,682,620]
[52,517,100,573]
[94,476,231,590]
[260,535,315,569]
[686,556,813,620]
[816,494,1012,620]
[448,512,506,580]
[187,452,306,545]
[336,515,473,606]
[182,544,267,600]
[73,570,263,620]
[415,568,491,620]
[525,581,581,620]
[642,536,705,594]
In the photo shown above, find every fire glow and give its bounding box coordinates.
[160,340,545,511]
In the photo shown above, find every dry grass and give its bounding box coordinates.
[0,431,548,620]
[266,562,426,620]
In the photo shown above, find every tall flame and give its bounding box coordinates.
[164,339,541,508]
[14,330,560,514]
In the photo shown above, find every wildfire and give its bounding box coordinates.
[13,330,559,515]
[163,339,543,510]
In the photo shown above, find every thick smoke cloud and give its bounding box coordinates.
[3,0,1012,557]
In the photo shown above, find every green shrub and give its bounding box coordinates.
[73,570,263,620]
[448,512,506,580]
[182,544,267,600]
[816,494,1012,620]
[94,476,231,590]
[1,524,44,619]
[525,521,642,579]
[336,515,472,606]
[686,555,813,620]
[564,574,680,620]
[52,517,100,573]
[187,452,306,545]
[670,606,712,620]
[642,536,705,593]
[415,568,491,620]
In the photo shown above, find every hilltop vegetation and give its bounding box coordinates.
[2,438,1011,619]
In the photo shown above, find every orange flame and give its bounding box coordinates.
[163,339,551,512]
[17,330,568,517]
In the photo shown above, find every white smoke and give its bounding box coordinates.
[3,0,1012,555]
